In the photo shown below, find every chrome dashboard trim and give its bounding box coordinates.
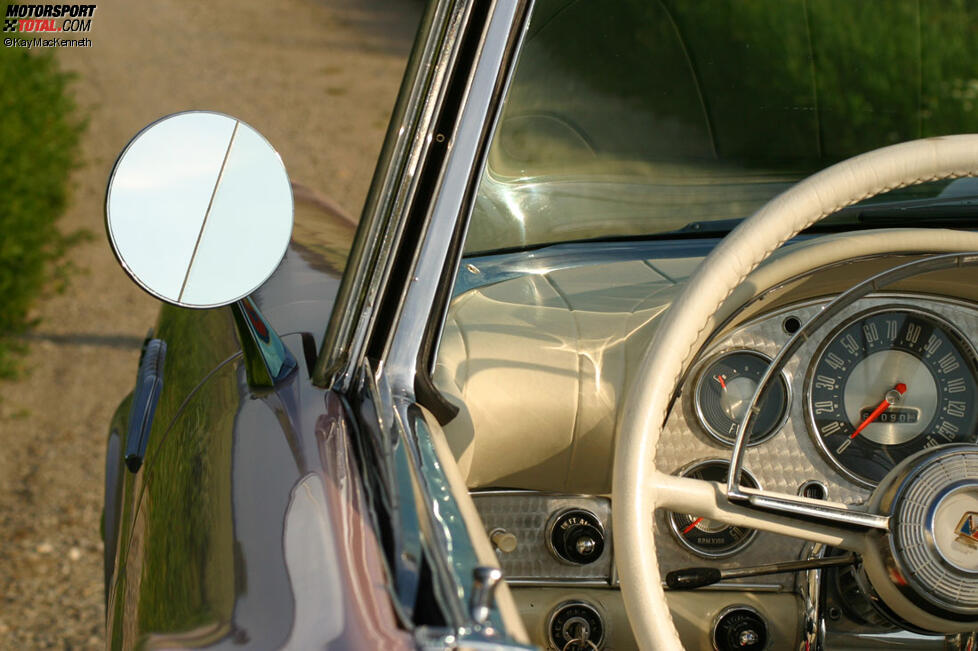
[508,579,611,588]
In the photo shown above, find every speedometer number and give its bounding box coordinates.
[808,309,978,486]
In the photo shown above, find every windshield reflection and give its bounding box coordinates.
[466,0,978,254]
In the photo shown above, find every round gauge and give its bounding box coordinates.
[668,460,759,558]
[694,351,790,445]
[808,308,978,487]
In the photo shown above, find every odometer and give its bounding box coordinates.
[807,308,978,486]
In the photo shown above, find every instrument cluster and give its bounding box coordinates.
[658,293,978,563]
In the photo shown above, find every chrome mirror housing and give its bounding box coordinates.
[105,111,293,308]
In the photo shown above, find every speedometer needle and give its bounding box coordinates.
[850,382,907,439]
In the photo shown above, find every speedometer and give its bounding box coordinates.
[807,308,978,487]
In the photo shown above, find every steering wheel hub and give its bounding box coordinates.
[872,446,978,620]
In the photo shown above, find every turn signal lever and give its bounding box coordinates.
[666,553,856,590]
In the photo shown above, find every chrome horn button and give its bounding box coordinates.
[875,445,978,619]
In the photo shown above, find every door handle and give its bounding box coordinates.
[125,338,166,473]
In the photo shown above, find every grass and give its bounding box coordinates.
[0,34,87,377]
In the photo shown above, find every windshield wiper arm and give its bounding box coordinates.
[826,194,978,228]
[854,203,978,226]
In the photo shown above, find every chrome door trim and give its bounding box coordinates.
[314,0,470,390]
[385,0,531,394]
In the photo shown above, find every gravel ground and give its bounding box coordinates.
[0,0,420,647]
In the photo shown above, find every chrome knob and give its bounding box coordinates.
[548,509,605,565]
[576,537,596,556]
[738,629,758,647]
[490,528,518,553]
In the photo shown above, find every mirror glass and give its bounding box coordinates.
[106,111,293,308]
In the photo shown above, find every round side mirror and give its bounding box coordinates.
[106,111,293,308]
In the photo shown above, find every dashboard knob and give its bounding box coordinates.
[489,528,518,553]
[548,509,605,565]
[713,607,768,651]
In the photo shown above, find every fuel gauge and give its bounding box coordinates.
[693,350,789,446]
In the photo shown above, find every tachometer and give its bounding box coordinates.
[807,308,978,487]
[667,460,759,558]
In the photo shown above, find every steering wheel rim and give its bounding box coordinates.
[612,135,978,650]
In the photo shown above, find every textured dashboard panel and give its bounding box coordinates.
[471,491,613,583]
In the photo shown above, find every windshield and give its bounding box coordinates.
[465,0,978,255]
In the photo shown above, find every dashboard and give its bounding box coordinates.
[435,242,978,650]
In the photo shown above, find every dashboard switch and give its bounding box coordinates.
[713,607,768,651]
[547,509,605,565]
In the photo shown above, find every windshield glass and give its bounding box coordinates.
[465,0,978,255]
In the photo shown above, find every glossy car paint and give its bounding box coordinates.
[104,233,412,647]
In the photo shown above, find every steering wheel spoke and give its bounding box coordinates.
[650,471,872,554]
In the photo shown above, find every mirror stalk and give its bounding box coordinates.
[231,297,297,388]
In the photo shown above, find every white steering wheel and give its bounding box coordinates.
[612,135,978,649]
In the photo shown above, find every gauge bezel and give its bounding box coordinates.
[667,459,761,559]
[805,305,978,488]
[691,349,792,447]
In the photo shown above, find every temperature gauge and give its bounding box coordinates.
[668,460,759,558]
[693,350,790,446]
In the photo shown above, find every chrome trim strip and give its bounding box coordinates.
[315,0,468,389]
[507,578,786,592]
[385,0,531,391]
[674,582,786,593]
[508,579,612,588]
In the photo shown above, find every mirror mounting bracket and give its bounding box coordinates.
[231,296,297,388]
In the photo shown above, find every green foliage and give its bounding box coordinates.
[0,44,86,376]
[508,0,978,170]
